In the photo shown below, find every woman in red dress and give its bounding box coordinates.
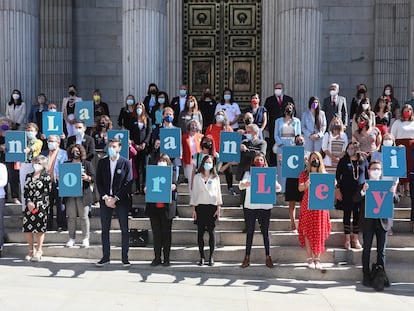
[298,151,331,269]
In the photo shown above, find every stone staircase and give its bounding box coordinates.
[3,176,414,283]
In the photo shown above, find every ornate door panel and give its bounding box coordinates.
[183,0,262,107]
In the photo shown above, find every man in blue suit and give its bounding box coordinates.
[95,138,133,267]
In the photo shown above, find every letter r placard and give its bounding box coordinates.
[58,163,82,197]
[145,165,173,203]
[250,167,277,204]
[365,180,394,218]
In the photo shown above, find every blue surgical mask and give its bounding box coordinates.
[204,162,213,171]
[216,114,224,123]
[179,89,187,97]
[26,131,36,140]
[49,108,57,112]
[158,98,166,105]
[244,134,252,140]
[48,142,56,150]
[75,128,84,137]
[164,115,174,123]
[126,99,134,106]
[136,108,143,116]
[107,147,117,158]
[224,94,231,101]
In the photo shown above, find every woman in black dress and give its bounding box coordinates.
[23,155,52,261]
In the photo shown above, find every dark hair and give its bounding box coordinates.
[355,98,372,115]
[67,144,87,161]
[93,89,101,96]
[198,154,218,178]
[368,160,382,169]
[109,138,122,147]
[146,83,159,96]
[373,96,390,113]
[401,104,414,121]
[125,94,135,107]
[248,151,269,170]
[9,89,23,106]
[221,87,234,103]
[154,91,170,110]
[382,84,394,96]
[158,153,172,165]
[200,134,217,158]
[68,84,77,91]
[345,141,364,163]
[283,102,296,118]
[356,112,370,134]
[308,96,321,130]
[74,119,86,127]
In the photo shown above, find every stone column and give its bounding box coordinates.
[166,0,183,97]
[0,0,39,117]
[408,1,414,92]
[274,0,322,117]
[39,0,72,105]
[374,0,410,102]
[122,0,167,99]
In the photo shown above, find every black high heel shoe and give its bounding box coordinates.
[198,258,205,266]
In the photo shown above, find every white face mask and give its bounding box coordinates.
[274,89,282,97]
[370,169,382,180]
[362,103,370,110]
[158,161,168,166]
[384,89,391,96]
[329,90,337,96]
[189,101,195,108]
[12,93,20,100]
[33,163,43,172]
[411,92,414,98]
[382,139,393,147]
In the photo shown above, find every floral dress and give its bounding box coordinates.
[297,171,331,254]
[22,172,52,233]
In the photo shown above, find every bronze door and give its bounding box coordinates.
[183,0,262,108]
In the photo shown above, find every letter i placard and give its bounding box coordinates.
[382,146,406,177]
[250,167,277,204]
[58,163,82,197]
[145,165,172,203]
[5,131,26,162]
[365,180,393,218]
[308,173,335,210]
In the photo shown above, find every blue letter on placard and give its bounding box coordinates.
[160,128,181,158]
[75,101,94,127]
[382,146,406,178]
[42,111,63,137]
[59,163,82,197]
[282,146,304,178]
[5,131,26,162]
[145,165,172,203]
[220,132,241,163]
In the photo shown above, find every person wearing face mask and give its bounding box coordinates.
[374,96,392,136]
[96,138,133,267]
[350,84,368,122]
[192,135,219,179]
[244,93,267,140]
[41,135,68,231]
[352,112,381,161]
[168,84,188,126]
[91,115,113,153]
[118,94,137,130]
[405,86,414,111]
[144,154,177,266]
[130,103,152,194]
[182,120,203,191]
[239,152,281,268]
[143,83,159,115]
[0,161,7,257]
[63,144,95,248]
[150,91,169,128]
[360,160,393,288]
[297,152,331,270]
[198,87,217,132]
[274,102,301,193]
[28,93,48,131]
[351,98,376,134]
[62,85,83,137]
[191,155,222,266]
[214,88,241,130]
[322,83,348,128]
[390,104,414,196]
[265,83,295,166]
[22,155,52,262]
[6,89,26,130]
[66,120,95,162]
[178,95,203,134]
[301,96,327,154]
[237,112,255,138]
[335,142,369,250]
[381,84,399,118]
[92,89,110,129]
[322,117,348,173]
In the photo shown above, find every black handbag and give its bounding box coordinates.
[128,229,149,247]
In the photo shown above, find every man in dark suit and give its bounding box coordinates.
[66,120,95,161]
[95,138,133,267]
[322,83,348,128]
[264,82,294,166]
[168,84,187,126]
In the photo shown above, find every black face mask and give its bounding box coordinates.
[296,141,304,146]
[150,89,157,95]
[204,92,211,97]
[202,142,213,150]
[68,91,75,96]
[100,122,108,128]
[285,108,293,116]
[310,158,320,168]
[72,152,81,159]
[357,89,366,95]
[245,119,253,125]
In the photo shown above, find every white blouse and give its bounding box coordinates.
[190,173,223,206]
[390,120,414,139]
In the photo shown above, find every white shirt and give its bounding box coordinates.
[390,120,414,139]
[215,102,241,129]
[0,163,7,198]
[109,157,118,195]
[190,173,223,206]
[239,171,274,210]
[179,97,187,113]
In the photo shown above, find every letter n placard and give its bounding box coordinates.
[145,165,172,203]
[75,101,94,127]
[42,111,63,137]
[107,130,129,159]
[282,146,304,178]
[250,167,276,204]
[365,180,393,218]
[219,132,241,163]
[382,146,406,177]
[5,131,26,162]
[160,128,181,158]
[58,163,82,197]
[308,173,335,210]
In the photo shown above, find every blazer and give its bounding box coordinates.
[41,148,68,182]
[236,138,267,180]
[274,117,301,148]
[182,132,203,165]
[96,155,133,204]
[145,189,178,220]
[130,116,153,146]
[264,94,294,140]
[322,95,348,127]
[168,96,186,126]
[66,134,96,161]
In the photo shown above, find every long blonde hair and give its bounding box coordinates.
[307,151,326,174]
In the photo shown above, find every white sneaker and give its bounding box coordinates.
[81,238,90,248]
[66,239,75,248]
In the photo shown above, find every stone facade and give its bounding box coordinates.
[0,0,413,120]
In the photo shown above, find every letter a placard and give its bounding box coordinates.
[220,132,241,163]
[42,111,63,137]
[250,167,277,204]
[58,163,82,197]
[75,101,94,127]
[308,173,335,210]
[365,180,393,218]
[5,131,26,162]
[160,128,181,158]
[282,146,304,178]
[382,146,406,177]
[145,165,172,203]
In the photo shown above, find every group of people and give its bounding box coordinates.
[0,81,414,289]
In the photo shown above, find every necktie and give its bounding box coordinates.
[278,96,282,106]
[332,98,336,109]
